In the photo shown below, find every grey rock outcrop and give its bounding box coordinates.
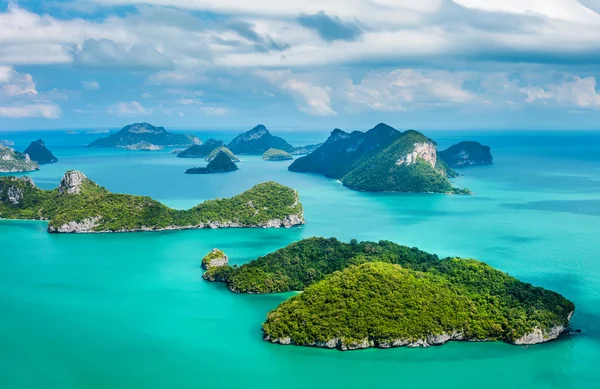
[201,249,229,270]
[58,171,88,195]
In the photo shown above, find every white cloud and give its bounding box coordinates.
[256,70,337,116]
[0,104,61,118]
[82,80,100,90]
[520,76,600,108]
[74,39,173,69]
[0,66,37,97]
[199,107,229,115]
[340,69,477,111]
[108,100,149,115]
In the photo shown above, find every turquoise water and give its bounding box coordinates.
[1,130,599,388]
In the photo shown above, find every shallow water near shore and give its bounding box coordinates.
[1,129,600,388]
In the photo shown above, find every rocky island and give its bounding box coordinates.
[177,139,224,158]
[289,123,468,194]
[206,147,239,162]
[438,141,493,167]
[201,249,229,270]
[0,144,39,173]
[185,151,238,174]
[228,125,293,155]
[0,170,304,233]
[88,123,200,149]
[23,139,58,164]
[203,237,575,350]
[262,148,293,161]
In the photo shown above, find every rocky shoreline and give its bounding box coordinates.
[264,313,573,350]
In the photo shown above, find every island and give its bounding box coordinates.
[185,151,238,174]
[228,125,293,154]
[0,140,14,147]
[177,139,224,158]
[0,170,305,233]
[201,248,229,270]
[88,123,200,149]
[262,148,293,161]
[122,141,164,151]
[202,237,575,350]
[0,144,39,173]
[206,147,240,162]
[23,139,58,164]
[289,123,468,194]
[438,141,493,167]
[290,143,323,155]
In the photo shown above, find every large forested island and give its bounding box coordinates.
[288,123,468,194]
[204,237,574,350]
[0,171,304,233]
[228,125,293,154]
[438,141,494,167]
[24,139,58,164]
[0,144,39,173]
[88,123,200,149]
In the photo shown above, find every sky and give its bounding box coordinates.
[2,0,600,131]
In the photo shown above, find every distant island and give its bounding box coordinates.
[290,143,322,155]
[122,141,164,151]
[203,237,575,350]
[228,125,293,154]
[206,146,239,162]
[185,151,238,174]
[0,170,304,233]
[24,139,58,164]
[177,139,224,158]
[0,144,39,173]
[438,141,493,167]
[88,123,200,149]
[262,148,293,161]
[289,123,469,194]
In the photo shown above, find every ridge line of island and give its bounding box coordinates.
[0,170,305,233]
[201,237,575,351]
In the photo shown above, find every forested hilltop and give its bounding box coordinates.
[0,171,304,233]
[204,237,575,349]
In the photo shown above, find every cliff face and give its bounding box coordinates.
[395,142,437,168]
[227,125,293,154]
[438,141,493,167]
[24,139,58,164]
[0,145,39,173]
[0,176,37,206]
[58,170,90,195]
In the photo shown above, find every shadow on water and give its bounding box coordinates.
[501,199,600,217]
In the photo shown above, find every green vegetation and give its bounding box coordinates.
[177,139,224,158]
[289,124,469,193]
[205,237,574,346]
[262,148,293,161]
[0,145,39,173]
[438,141,493,168]
[228,125,293,154]
[185,151,238,174]
[88,123,198,148]
[201,249,228,270]
[205,146,240,162]
[0,171,304,232]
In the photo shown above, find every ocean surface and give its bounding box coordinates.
[1,128,599,389]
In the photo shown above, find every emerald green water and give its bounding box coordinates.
[1,130,599,388]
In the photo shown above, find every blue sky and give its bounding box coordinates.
[2,0,600,131]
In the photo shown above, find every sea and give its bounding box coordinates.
[0,128,599,389]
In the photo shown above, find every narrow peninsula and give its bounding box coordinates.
[204,237,575,350]
[0,171,305,233]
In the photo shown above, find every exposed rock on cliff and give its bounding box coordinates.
[0,144,39,173]
[438,141,493,167]
[201,249,229,270]
[23,139,58,164]
[228,125,293,154]
[58,170,91,195]
[122,141,164,151]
